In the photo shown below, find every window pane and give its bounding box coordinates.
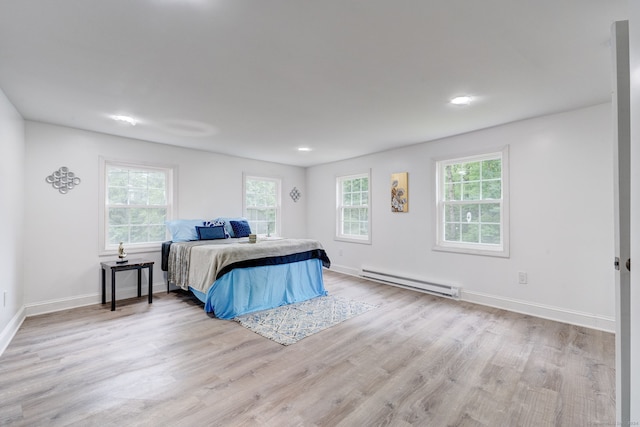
[444,223,460,241]
[465,162,481,181]
[108,187,128,205]
[130,171,148,188]
[481,224,501,244]
[130,226,149,243]
[148,173,166,189]
[108,170,128,187]
[109,226,129,245]
[148,208,167,224]
[130,208,148,225]
[480,204,501,223]
[462,182,480,200]
[461,224,479,243]
[482,159,501,179]
[148,188,166,205]
[463,204,479,223]
[128,189,148,205]
[109,208,128,225]
[444,204,461,223]
[149,225,167,242]
[444,183,461,201]
[482,180,501,199]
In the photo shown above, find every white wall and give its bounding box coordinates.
[23,121,307,313]
[0,88,25,353]
[307,103,615,331]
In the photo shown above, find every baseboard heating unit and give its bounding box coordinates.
[361,267,460,299]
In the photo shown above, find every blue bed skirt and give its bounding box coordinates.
[189,258,327,319]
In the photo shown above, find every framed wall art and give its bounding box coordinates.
[391,172,408,212]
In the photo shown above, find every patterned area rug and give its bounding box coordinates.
[234,295,377,345]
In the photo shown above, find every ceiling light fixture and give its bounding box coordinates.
[111,115,138,126]
[297,147,312,152]
[450,96,473,106]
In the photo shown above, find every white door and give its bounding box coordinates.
[629,6,640,421]
[612,20,631,425]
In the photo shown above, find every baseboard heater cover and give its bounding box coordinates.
[361,268,460,299]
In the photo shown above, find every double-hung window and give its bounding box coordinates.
[244,175,281,236]
[101,160,174,252]
[435,147,509,257]
[336,172,371,243]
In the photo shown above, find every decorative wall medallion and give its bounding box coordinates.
[45,166,81,194]
[289,187,301,202]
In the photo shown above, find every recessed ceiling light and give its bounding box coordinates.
[111,115,138,126]
[297,147,312,152]
[450,96,473,106]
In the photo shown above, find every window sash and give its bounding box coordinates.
[102,160,174,251]
[244,175,281,236]
[336,173,370,242]
[435,148,508,256]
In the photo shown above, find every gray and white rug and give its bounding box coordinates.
[234,295,377,345]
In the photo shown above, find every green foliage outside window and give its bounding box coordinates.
[338,175,369,240]
[245,178,279,235]
[442,157,502,245]
[106,166,169,245]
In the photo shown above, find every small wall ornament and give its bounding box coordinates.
[289,187,301,202]
[45,166,81,194]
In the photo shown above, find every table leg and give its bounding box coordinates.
[111,269,116,311]
[101,267,106,304]
[137,268,142,298]
[148,265,153,304]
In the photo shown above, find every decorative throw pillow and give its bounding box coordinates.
[229,220,252,238]
[215,217,249,237]
[196,225,227,240]
[203,219,230,238]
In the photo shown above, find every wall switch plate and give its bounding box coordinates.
[518,272,528,284]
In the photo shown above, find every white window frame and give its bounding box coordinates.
[99,158,176,254]
[434,146,509,257]
[336,171,371,244]
[243,174,281,237]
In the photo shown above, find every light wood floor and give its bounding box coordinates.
[0,270,615,426]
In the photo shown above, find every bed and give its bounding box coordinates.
[161,236,331,319]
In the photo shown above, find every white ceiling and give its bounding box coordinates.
[0,1,629,167]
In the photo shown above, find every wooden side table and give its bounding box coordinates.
[101,259,154,311]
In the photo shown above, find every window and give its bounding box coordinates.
[244,175,281,236]
[435,147,509,257]
[101,160,174,252]
[336,172,371,243]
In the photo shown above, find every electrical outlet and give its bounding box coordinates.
[518,272,528,284]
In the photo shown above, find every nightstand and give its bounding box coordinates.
[100,259,154,311]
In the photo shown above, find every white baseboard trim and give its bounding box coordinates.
[329,264,361,277]
[333,270,615,333]
[0,306,26,357]
[461,290,615,333]
[24,282,168,317]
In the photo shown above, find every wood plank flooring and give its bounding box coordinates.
[0,270,615,426]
